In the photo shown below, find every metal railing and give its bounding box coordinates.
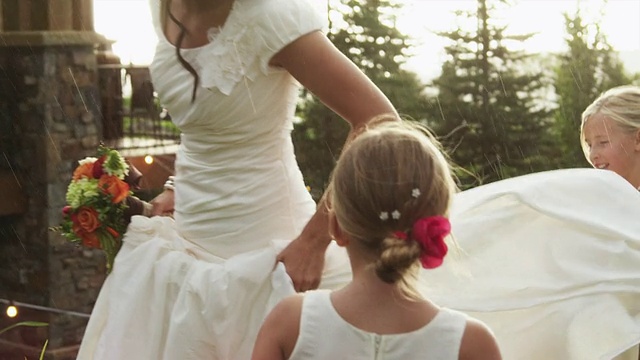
[97,63,180,157]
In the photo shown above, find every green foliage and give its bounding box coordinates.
[40,339,49,360]
[427,0,556,188]
[292,0,429,196]
[0,322,49,359]
[552,8,631,168]
[0,321,48,336]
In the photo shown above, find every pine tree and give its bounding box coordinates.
[292,0,428,197]
[428,0,555,188]
[553,9,630,168]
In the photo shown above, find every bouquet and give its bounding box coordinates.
[56,145,132,273]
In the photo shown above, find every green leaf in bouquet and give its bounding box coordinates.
[0,321,48,336]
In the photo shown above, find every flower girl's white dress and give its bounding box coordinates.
[77,0,640,358]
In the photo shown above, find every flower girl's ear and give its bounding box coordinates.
[634,129,640,152]
[328,210,348,247]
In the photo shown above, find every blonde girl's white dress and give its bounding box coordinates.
[77,0,350,359]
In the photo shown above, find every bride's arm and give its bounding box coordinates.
[271,31,398,292]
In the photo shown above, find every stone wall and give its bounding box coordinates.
[0,32,109,360]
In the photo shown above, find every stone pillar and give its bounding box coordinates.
[1,0,94,32]
[0,31,110,360]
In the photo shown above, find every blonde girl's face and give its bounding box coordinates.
[583,113,640,187]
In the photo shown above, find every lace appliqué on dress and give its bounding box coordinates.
[176,0,326,96]
[195,2,264,96]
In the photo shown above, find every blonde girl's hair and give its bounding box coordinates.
[580,85,640,161]
[328,120,457,299]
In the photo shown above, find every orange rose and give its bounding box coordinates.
[99,175,130,204]
[73,223,101,248]
[72,162,95,180]
[73,207,101,232]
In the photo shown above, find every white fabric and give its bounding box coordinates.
[77,0,640,358]
[424,169,640,360]
[77,217,350,360]
[290,290,468,360]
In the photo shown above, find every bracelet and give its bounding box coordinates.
[163,176,175,191]
[142,201,154,217]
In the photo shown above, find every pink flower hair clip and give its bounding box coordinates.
[393,215,451,269]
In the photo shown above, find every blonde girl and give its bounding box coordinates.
[581,85,640,189]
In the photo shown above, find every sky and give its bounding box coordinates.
[93,0,640,81]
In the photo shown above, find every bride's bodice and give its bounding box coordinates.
[148,0,325,257]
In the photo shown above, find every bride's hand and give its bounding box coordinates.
[277,205,332,292]
[150,189,175,217]
[277,235,327,292]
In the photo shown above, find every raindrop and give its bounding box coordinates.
[68,68,89,113]
[11,226,26,253]
[2,152,20,189]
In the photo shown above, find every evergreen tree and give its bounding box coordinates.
[428,0,555,188]
[553,9,630,168]
[292,0,429,197]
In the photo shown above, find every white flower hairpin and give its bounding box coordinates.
[412,188,421,198]
[380,210,401,221]
[379,189,421,222]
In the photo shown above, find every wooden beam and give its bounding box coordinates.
[0,1,17,31]
[29,0,48,30]
[2,0,95,32]
[19,0,32,30]
[0,0,4,31]
[1,0,32,31]
[73,0,93,31]
[47,0,73,31]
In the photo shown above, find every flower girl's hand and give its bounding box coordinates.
[150,190,175,217]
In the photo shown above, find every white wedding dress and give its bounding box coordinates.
[77,0,640,359]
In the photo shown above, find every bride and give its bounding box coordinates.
[78,0,395,358]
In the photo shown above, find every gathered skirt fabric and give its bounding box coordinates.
[76,216,351,360]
